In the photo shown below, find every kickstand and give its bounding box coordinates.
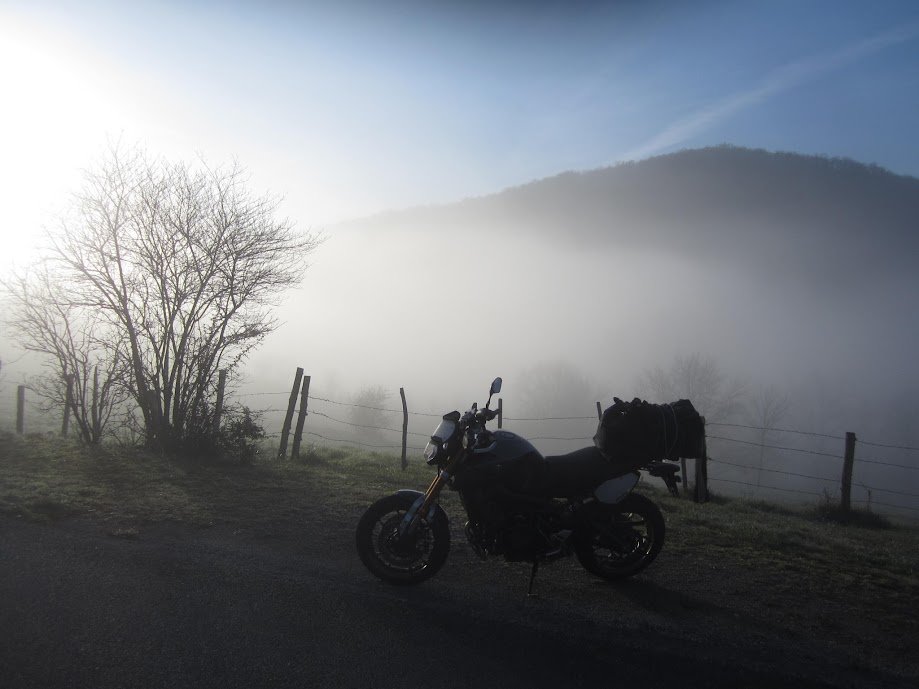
[526,560,540,599]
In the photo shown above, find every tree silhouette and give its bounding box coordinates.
[640,353,746,423]
[2,142,322,449]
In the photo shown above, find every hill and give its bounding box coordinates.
[347,145,919,289]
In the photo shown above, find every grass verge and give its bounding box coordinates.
[1,431,917,596]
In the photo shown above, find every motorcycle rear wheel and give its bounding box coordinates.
[356,493,451,585]
[575,493,665,580]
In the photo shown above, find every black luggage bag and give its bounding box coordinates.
[594,397,705,469]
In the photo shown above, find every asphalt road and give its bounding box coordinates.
[0,515,908,689]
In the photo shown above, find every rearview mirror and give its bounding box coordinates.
[490,377,502,395]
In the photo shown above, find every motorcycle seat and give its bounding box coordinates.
[541,446,633,497]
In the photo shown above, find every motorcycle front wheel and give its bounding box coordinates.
[356,493,451,585]
[575,493,665,580]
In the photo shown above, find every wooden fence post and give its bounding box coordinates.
[400,387,408,470]
[596,401,602,420]
[292,376,311,461]
[62,374,74,437]
[497,398,503,429]
[16,385,25,434]
[278,367,303,460]
[213,370,227,434]
[841,431,857,512]
[693,432,709,503]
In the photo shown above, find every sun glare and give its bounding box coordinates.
[0,15,128,267]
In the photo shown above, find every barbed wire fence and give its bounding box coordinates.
[4,369,919,517]
[228,369,919,516]
[702,424,919,515]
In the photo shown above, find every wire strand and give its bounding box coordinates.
[310,394,442,417]
[305,431,425,451]
[855,458,919,471]
[856,484,919,499]
[504,415,597,421]
[309,410,430,438]
[709,458,837,483]
[708,477,824,496]
[857,439,919,452]
[707,435,842,458]
[707,422,845,440]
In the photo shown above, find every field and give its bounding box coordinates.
[2,432,918,684]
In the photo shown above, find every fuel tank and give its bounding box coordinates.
[456,430,546,494]
[489,430,544,463]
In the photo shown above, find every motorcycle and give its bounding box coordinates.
[356,378,691,594]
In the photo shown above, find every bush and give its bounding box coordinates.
[219,408,265,465]
[181,405,265,465]
[811,493,893,530]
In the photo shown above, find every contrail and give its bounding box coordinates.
[617,21,919,162]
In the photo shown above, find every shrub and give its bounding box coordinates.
[811,492,893,530]
[181,405,265,465]
[219,408,265,465]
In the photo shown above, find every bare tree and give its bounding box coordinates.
[349,385,394,445]
[2,264,131,443]
[516,361,596,419]
[745,385,791,485]
[640,352,746,423]
[2,142,321,450]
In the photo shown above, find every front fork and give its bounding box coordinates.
[398,453,461,536]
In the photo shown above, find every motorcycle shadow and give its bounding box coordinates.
[585,576,720,618]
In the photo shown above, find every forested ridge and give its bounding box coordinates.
[352,145,919,285]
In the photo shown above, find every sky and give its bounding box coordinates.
[1,0,918,270]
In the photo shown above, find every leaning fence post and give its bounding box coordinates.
[291,375,311,461]
[497,398,503,429]
[841,431,856,512]
[400,387,408,470]
[596,401,602,420]
[16,385,25,434]
[278,367,304,459]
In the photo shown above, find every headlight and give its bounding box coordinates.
[424,417,457,466]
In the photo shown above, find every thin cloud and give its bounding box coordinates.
[618,22,919,162]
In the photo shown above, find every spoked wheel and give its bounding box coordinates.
[575,493,665,580]
[356,493,450,585]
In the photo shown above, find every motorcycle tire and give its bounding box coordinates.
[575,493,665,580]
[356,493,451,585]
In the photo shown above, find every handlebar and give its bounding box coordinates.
[461,406,497,426]
[466,408,498,424]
